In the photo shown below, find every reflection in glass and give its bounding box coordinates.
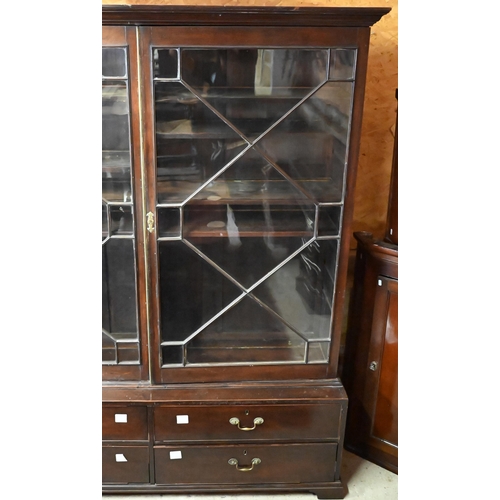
[154,48,179,79]
[158,241,243,344]
[102,81,132,202]
[252,239,338,341]
[182,49,328,140]
[317,206,342,236]
[329,49,357,81]
[256,82,354,202]
[185,296,306,365]
[102,47,127,78]
[155,82,248,203]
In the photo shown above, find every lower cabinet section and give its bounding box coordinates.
[102,383,348,497]
[102,445,150,484]
[154,443,338,485]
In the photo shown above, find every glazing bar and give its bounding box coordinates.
[181,239,247,292]
[180,292,247,345]
[251,80,327,147]
[180,79,251,143]
[247,294,310,344]
[245,236,315,294]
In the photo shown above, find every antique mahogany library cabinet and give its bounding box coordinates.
[102,5,390,497]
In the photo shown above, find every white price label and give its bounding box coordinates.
[170,451,182,460]
[115,454,127,462]
[114,414,127,423]
[176,415,189,424]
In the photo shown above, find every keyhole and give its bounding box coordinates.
[245,410,249,415]
[243,450,247,456]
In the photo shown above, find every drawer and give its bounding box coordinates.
[102,445,150,484]
[155,443,337,485]
[102,406,148,441]
[154,403,341,443]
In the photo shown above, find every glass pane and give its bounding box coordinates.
[102,81,132,202]
[329,49,356,81]
[102,47,127,78]
[110,205,134,236]
[158,241,243,343]
[252,239,338,341]
[184,150,315,290]
[182,49,328,141]
[153,48,179,79]
[158,207,181,238]
[155,82,247,203]
[256,82,354,202]
[318,206,341,236]
[102,238,138,339]
[185,296,306,365]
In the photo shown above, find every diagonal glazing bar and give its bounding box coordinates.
[179,292,247,346]
[181,80,252,143]
[181,239,247,293]
[250,80,328,147]
[179,143,252,207]
[245,236,315,295]
[247,293,311,344]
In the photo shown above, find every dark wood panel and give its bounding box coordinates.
[369,278,398,446]
[148,26,360,48]
[103,380,347,404]
[102,406,148,441]
[154,403,342,443]
[154,443,337,485]
[102,445,150,484]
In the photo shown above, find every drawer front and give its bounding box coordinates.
[102,406,148,441]
[102,445,150,484]
[155,443,337,485]
[154,404,341,442]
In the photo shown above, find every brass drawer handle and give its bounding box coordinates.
[229,417,264,431]
[228,457,261,471]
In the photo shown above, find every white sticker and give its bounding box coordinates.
[176,415,189,424]
[115,454,127,462]
[170,450,182,460]
[114,414,127,423]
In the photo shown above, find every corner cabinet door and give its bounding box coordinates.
[139,26,371,384]
[102,27,149,381]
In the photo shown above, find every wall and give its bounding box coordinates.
[102,0,398,246]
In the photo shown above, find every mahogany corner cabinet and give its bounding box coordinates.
[102,5,390,497]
